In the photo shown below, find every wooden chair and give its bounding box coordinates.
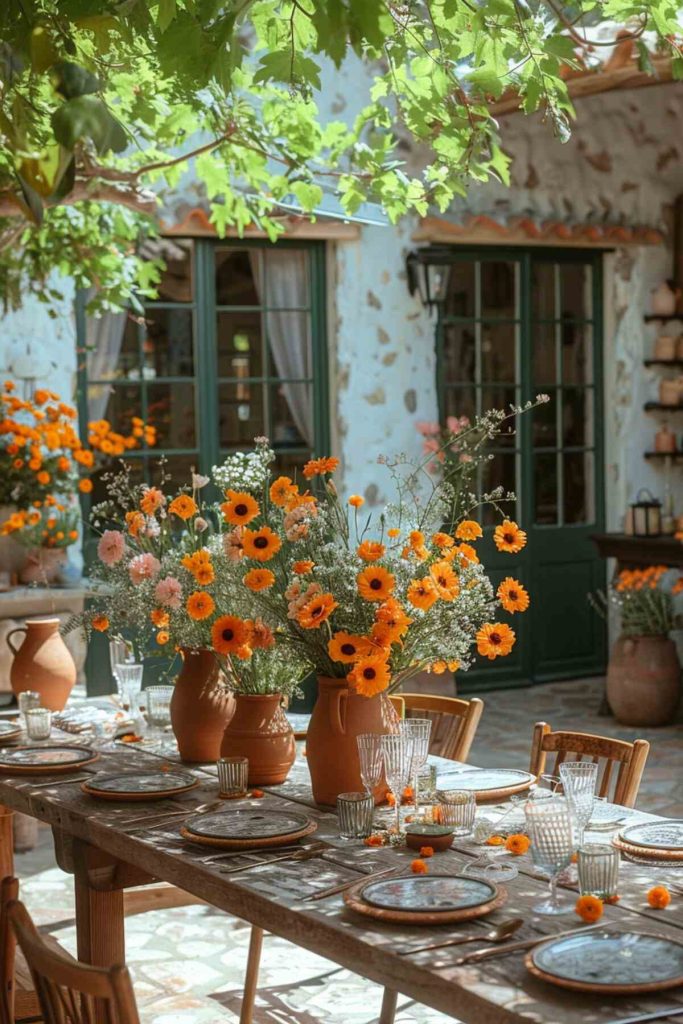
[529,722,650,808]
[7,897,140,1024]
[1,876,42,1024]
[390,693,484,763]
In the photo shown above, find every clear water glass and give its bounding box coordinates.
[18,691,40,727]
[115,663,144,713]
[145,685,174,736]
[380,733,414,836]
[217,757,248,798]
[400,718,432,818]
[356,733,384,796]
[436,789,477,836]
[337,792,375,839]
[577,843,619,899]
[559,762,598,846]
[525,796,575,915]
[25,707,52,741]
[109,638,133,701]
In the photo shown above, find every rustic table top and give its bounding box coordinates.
[1,729,682,1024]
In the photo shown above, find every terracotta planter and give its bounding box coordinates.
[19,547,67,585]
[606,634,681,726]
[220,693,296,785]
[0,505,28,577]
[170,648,235,763]
[7,617,76,711]
[306,676,399,806]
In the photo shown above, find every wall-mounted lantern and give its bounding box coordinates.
[405,249,451,312]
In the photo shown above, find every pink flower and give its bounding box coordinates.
[128,552,161,586]
[422,438,440,454]
[97,530,125,566]
[154,575,182,609]
[224,526,244,562]
[446,415,469,435]
[415,421,440,437]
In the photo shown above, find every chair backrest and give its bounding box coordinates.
[1,876,18,1024]
[529,721,650,808]
[395,694,484,762]
[8,899,141,1024]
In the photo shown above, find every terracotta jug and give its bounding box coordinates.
[7,617,76,711]
[606,634,680,726]
[170,647,235,762]
[651,281,680,317]
[220,693,296,785]
[306,676,399,806]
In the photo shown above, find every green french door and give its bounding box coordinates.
[436,248,606,690]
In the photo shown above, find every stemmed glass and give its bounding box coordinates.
[109,638,133,705]
[115,663,144,714]
[559,762,598,846]
[525,796,575,915]
[356,733,384,798]
[400,718,432,819]
[380,733,414,837]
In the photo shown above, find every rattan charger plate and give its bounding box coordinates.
[81,771,199,802]
[343,874,507,925]
[612,835,683,862]
[0,745,99,774]
[179,820,317,850]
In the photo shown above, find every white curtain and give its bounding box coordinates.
[249,250,313,446]
[84,291,127,421]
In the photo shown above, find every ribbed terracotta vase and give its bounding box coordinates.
[606,634,681,726]
[220,693,296,785]
[170,648,235,763]
[306,676,399,806]
[7,617,76,711]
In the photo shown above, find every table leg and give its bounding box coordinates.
[240,925,264,1024]
[74,873,124,968]
[379,988,398,1024]
[0,805,13,880]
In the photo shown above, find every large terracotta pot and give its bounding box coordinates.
[0,505,28,578]
[606,634,681,726]
[19,547,67,585]
[170,647,235,763]
[220,693,296,785]
[7,617,76,711]
[306,676,399,806]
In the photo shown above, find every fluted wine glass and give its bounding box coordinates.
[560,761,598,846]
[380,733,414,836]
[525,796,575,915]
[400,718,431,818]
[356,733,384,797]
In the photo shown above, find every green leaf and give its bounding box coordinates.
[157,0,177,32]
[289,180,324,210]
[52,96,128,154]
[51,62,102,100]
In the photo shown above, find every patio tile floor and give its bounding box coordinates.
[13,676,683,1023]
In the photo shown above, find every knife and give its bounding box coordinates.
[601,1009,683,1024]
[219,845,326,875]
[453,923,604,965]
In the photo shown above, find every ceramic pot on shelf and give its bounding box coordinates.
[659,378,682,407]
[306,676,400,806]
[650,281,680,318]
[654,423,677,453]
[606,634,680,727]
[653,334,677,361]
[7,617,76,711]
[19,547,67,585]
[220,693,296,785]
[170,647,235,763]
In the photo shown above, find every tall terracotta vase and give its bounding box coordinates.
[606,634,680,726]
[306,676,399,806]
[220,693,296,785]
[7,617,76,711]
[170,647,235,763]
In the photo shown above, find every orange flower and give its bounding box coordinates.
[671,577,683,595]
[498,577,530,613]
[140,487,165,515]
[78,478,93,493]
[57,456,71,472]
[449,542,479,566]
[91,614,109,632]
[485,835,505,846]
[364,834,384,847]
[37,470,50,485]
[250,789,265,798]
[369,621,399,650]
[297,593,338,629]
[455,520,483,541]
[476,622,516,660]
[375,597,412,637]
[432,532,455,549]
[430,560,460,601]
[387,527,400,538]
[348,655,391,696]
[575,894,603,923]
[293,559,314,575]
[169,494,198,520]
[269,476,298,506]
[150,608,169,627]
[156,630,170,645]
[243,526,281,562]
[328,631,370,664]
[348,494,364,508]
[193,562,215,586]
[222,490,260,526]
[407,577,438,611]
[647,885,671,909]
[411,859,429,874]
[244,567,275,592]
[303,456,339,479]
[494,519,527,554]
[505,834,530,856]
[212,615,250,655]
[186,591,215,620]
[419,846,435,858]
[357,540,386,562]
[357,565,394,602]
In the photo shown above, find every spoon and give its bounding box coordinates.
[399,917,524,956]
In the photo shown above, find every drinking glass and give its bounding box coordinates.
[18,691,40,727]
[356,733,384,796]
[109,638,133,703]
[577,843,619,899]
[436,790,476,836]
[115,663,144,713]
[25,707,52,741]
[525,796,575,915]
[400,718,432,818]
[337,792,375,839]
[217,757,249,798]
[145,685,174,738]
[380,733,414,836]
[559,762,598,846]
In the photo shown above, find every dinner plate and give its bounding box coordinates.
[619,819,683,851]
[437,768,536,794]
[527,930,683,993]
[360,874,497,913]
[184,808,313,841]
[82,770,199,801]
[0,745,98,773]
[0,721,21,741]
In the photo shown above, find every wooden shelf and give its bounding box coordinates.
[644,450,683,460]
[644,314,683,323]
[644,359,683,368]
[644,402,683,412]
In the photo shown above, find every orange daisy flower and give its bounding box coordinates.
[303,456,339,479]
[293,560,314,575]
[348,494,364,508]
[269,476,298,507]
[455,519,483,541]
[150,608,169,628]
[297,592,338,629]
[91,614,109,632]
[193,562,215,586]
[505,834,530,855]
[244,567,275,592]
[407,577,438,611]
[575,894,603,923]
[168,494,198,520]
[348,655,391,696]
[429,560,460,601]
[357,540,385,562]
[212,615,250,655]
[243,526,282,562]
[410,859,429,875]
[476,622,516,659]
[647,885,671,909]
[140,487,165,515]
[369,621,399,650]
[432,532,455,549]
[186,591,215,620]
[448,542,479,566]
[328,631,370,664]
[357,565,395,602]
[387,527,401,538]
[375,598,412,637]
[221,490,260,526]
[498,577,530,613]
[494,519,527,553]
[78,478,93,494]
[156,630,170,645]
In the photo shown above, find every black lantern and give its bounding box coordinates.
[406,249,451,311]
[627,489,662,537]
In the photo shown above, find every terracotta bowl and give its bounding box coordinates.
[405,824,454,852]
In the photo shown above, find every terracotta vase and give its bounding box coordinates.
[170,647,235,763]
[220,693,296,785]
[0,505,28,578]
[19,547,67,585]
[7,617,76,711]
[606,634,681,726]
[306,676,399,806]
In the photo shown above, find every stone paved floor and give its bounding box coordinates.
[13,676,683,1023]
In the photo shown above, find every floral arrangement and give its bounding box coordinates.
[7,504,81,549]
[415,415,471,472]
[593,565,682,637]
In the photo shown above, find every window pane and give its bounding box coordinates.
[217,312,263,378]
[481,323,516,383]
[263,249,310,307]
[562,323,593,385]
[143,309,194,378]
[534,453,558,525]
[154,238,193,302]
[532,324,556,386]
[160,453,202,490]
[88,383,142,431]
[87,317,138,381]
[480,385,517,433]
[444,387,476,423]
[146,383,196,449]
[564,451,595,524]
[443,262,475,317]
[264,311,312,380]
[215,249,260,306]
[271,383,311,447]
[563,388,593,447]
[90,458,144,507]
[275,449,313,483]
[533,391,557,448]
[561,263,592,320]
[481,452,517,525]
[531,262,556,320]
[219,382,265,447]
[442,325,475,384]
[480,261,517,317]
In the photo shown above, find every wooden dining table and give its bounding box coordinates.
[1,728,682,1024]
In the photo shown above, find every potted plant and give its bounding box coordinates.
[13,504,81,584]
